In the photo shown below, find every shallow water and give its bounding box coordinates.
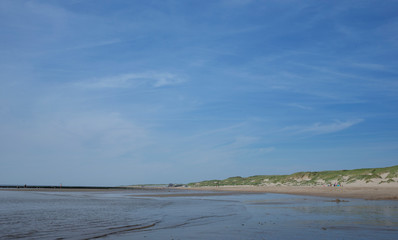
[0,189,397,239]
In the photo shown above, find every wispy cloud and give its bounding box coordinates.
[286,103,312,110]
[285,119,363,136]
[227,136,260,149]
[258,147,275,153]
[187,122,247,140]
[351,62,389,71]
[2,0,397,185]
[64,39,122,51]
[76,72,185,89]
[2,111,152,160]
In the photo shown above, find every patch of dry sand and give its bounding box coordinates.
[183,185,398,200]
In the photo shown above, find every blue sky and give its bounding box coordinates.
[1,0,398,186]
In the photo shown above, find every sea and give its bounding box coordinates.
[0,189,397,239]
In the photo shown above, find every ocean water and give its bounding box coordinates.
[0,189,397,239]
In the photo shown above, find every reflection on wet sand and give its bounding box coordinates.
[0,189,397,239]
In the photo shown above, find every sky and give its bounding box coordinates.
[1,0,398,186]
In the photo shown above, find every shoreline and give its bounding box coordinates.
[2,185,398,200]
[181,185,398,200]
[0,186,166,192]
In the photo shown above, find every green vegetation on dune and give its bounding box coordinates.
[188,165,398,187]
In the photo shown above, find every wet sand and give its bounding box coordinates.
[0,187,248,198]
[132,192,249,197]
[2,185,397,200]
[0,188,129,192]
[183,185,398,200]
[0,186,165,192]
[2,189,397,239]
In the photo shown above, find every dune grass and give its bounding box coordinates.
[188,165,398,187]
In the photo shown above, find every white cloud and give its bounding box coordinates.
[287,103,312,110]
[77,72,184,89]
[226,136,259,149]
[285,119,363,136]
[351,62,389,71]
[0,111,152,163]
[151,72,184,87]
[64,39,122,51]
[258,147,275,153]
[60,112,150,155]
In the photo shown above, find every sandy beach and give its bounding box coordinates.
[2,184,398,200]
[2,189,397,239]
[183,185,398,200]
